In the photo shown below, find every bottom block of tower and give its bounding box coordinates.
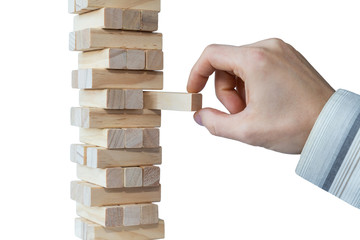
[75,218,165,240]
[76,203,159,227]
[71,181,161,207]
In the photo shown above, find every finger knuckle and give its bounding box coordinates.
[247,47,269,69]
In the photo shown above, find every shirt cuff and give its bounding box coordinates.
[296,89,360,209]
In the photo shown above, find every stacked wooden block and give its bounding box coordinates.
[69,0,202,239]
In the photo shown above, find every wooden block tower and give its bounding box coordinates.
[69,1,202,239]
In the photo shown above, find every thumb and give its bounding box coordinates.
[194,108,242,139]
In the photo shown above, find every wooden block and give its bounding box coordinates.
[78,49,126,69]
[140,204,159,225]
[123,9,141,30]
[70,0,161,14]
[70,28,162,51]
[70,144,93,165]
[71,107,161,128]
[74,8,123,31]
[77,203,123,227]
[79,89,143,109]
[142,166,160,187]
[125,129,143,148]
[69,32,76,51]
[80,128,125,149]
[72,69,163,90]
[78,49,148,70]
[76,204,157,228]
[79,89,125,109]
[127,49,145,70]
[145,50,163,70]
[141,10,158,31]
[124,89,144,109]
[77,164,124,188]
[71,181,161,207]
[75,218,165,240]
[68,0,76,14]
[86,147,162,168]
[143,91,203,111]
[80,128,159,149]
[123,204,141,226]
[124,167,143,187]
[143,128,160,148]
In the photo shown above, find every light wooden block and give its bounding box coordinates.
[124,167,143,187]
[71,107,161,128]
[77,164,124,188]
[145,50,163,70]
[78,48,149,70]
[76,204,157,228]
[127,49,146,70]
[143,128,160,148]
[70,144,93,165]
[71,181,161,207]
[78,49,126,69]
[79,89,144,109]
[70,0,161,14]
[141,10,158,31]
[74,8,123,31]
[69,32,76,51]
[77,203,123,227]
[125,89,144,109]
[142,166,160,187]
[80,128,160,149]
[123,9,141,30]
[79,89,125,109]
[70,28,162,51]
[143,91,202,111]
[72,69,163,90]
[80,128,125,149]
[123,204,141,226]
[125,129,143,148]
[140,204,159,225]
[75,218,165,240]
[87,147,162,168]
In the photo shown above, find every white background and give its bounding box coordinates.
[0,0,359,239]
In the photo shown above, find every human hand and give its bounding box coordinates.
[187,39,335,154]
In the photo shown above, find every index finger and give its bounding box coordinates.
[187,44,245,93]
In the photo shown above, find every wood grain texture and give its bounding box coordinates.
[70,0,161,14]
[73,8,158,31]
[143,128,160,148]
[72,69,163,90]
[71,107,161,128]
[142,166,160,187]
[79,89,143,109]
[125,129,143,148]
[70,28,162,51]
[140,204,159,225]
[123,204,141,226]
[71,181,161,207]
[78,48,159,70]
[86,147,162,168]
[80,128,125,149]
[78,49,126,69]
[76,203,158,228]
[141,10,158,31]
[124,167,143,187]
[75,218,165,240]
[80,128,160,149]
[77,164,124,188]
[145,50,163,70]
[74,8,122,31]
[143,91,202,111]
[124,90,144,109]
[70,144,93,165]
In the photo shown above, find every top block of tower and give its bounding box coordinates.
[69,0,161,14]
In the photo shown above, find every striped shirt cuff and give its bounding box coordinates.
[296,89,360,209]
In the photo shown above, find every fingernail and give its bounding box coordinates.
[194,112,203,126]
